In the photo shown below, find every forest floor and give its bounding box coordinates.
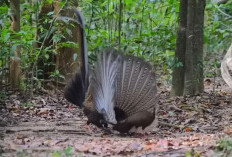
[1,77,232,157]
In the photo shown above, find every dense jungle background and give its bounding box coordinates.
[1,0,232,156]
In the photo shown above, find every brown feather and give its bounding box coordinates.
[113,110,155,133]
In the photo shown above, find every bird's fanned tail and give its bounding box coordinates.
[221,43,232,88]
[91,50,121,124]
[64,8,159,132]
[116,55,158,116]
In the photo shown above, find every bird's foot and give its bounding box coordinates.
[133,127,149,138]
[81,123,98,134]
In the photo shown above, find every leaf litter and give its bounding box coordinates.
[0,77,232,156]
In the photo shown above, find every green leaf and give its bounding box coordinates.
[65,146,72,156]
[52,151,61,157]
[45,54,49,60]
[47,11,54,16]
[3,33,10,42]
[10,45,19,56]
[65,28,72,36]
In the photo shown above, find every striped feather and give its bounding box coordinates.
[115,54,158,117]
[91,50,121,124]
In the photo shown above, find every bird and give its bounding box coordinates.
[64,8,159,133]
[113,110,156,133]
[221,43,232,89]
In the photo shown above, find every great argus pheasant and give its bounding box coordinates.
[64,8,159,133]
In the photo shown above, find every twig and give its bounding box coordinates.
[0,67,9,72]
[213,3,232,18]
[43,79,66,86]
[158,121,185,129]
[0,84,10,88]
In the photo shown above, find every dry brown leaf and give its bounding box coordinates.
[76,145,91,152]
[157,139,169,149]
[185,127,193,132]
[223,127,232,135]
[37,108,50,115]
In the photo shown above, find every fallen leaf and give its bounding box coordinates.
[185,127,193,132]
[223,127,232,135]
[130,142,142,151]
[76,145,90,152]
[157,139,169,149]
[37,108,50,115]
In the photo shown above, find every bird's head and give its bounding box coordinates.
[99,119,108,127]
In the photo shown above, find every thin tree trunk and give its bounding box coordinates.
[194,0,205,93]
[184,0,196,95]
[9,0,21,89]
[35,1,54,79]
[171,0,188,96]
[169,0,206,96]
[54,2,80,82]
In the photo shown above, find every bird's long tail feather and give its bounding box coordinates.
[64,8,89,107]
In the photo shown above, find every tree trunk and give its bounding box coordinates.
[194,0,206,93]
[172,0,205,96]
[35,0,54,79]
[54,3,81,82]
[171,0,188,96]
[184,0,196,95]
[9,0,21,89]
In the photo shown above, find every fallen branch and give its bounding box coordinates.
[158,121,185,129]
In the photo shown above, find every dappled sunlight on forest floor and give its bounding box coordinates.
[1,77,232,156]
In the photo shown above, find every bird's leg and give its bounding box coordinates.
[134,127,148,137]
[82,121,97,134]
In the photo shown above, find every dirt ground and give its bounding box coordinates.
[1,77,232,157]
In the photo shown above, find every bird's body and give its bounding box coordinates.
[64,8,159,133]
[113,111,155,133]
[221,43,232,88]
[82,90,106,127]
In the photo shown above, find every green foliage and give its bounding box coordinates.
[0,0,231,90]
[0,91,7,100]
[50,70,65,81]
[0,1,73,90]
[56,41,79,49]
[64,146,72,156]
[214,138,232,156]
[205,1,232,53]
[79,0,231,80]
[23,102,33,107]
[51,146,72,157]
[52,151,62,157]
[80,0,179,72]
[205,58,221,78]
[185,148,201,157]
